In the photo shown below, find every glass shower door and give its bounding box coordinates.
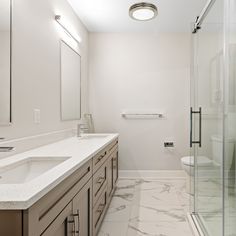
[224,1,236,236]
[191,20,224,236]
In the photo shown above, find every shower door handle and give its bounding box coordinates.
[190,107,202,148]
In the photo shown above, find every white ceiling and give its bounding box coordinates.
[67,0,208,33]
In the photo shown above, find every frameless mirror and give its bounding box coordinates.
[0,0,11,125]
[60,41,81,121]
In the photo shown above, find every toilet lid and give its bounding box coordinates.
[181,156,212,167]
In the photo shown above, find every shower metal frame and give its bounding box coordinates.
[192,0,217,33]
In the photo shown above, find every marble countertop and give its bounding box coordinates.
[0,133,119,210]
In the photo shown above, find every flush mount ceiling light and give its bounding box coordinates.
[129,2,158,21]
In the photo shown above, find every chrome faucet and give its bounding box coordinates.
[77,124,89,137]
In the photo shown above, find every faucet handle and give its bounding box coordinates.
[77,124,89,137]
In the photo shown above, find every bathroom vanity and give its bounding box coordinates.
[0,134,118,236]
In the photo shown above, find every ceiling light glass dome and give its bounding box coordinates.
[129,2,158,21]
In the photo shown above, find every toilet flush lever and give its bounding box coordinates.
[190,107,202,148]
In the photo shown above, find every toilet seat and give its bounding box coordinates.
[181,156,212,167]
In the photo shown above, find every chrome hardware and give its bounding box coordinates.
[72,210,80,235]
[98,152,106,160]
[66,216,75,236]
[77,124,89,137]
[95,152,107,164]
[97,177,105,184]
[192,0,216,34]
[96,203,106,213]
[121,113,163,118]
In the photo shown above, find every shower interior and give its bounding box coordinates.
[190,0,236,236]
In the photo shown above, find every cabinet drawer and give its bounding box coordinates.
[93,189,107,235]
[41,203,73,236]
[26,160,92,235]
[93,163,107,205]
[93,149,108,174]
[93,139,118,173]
[107,139,118,157]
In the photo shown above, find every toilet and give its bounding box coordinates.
[181,135,235,194]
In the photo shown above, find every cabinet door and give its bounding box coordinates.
[112,151,118,187]
[72,179,92,236]
[41,203,74,236]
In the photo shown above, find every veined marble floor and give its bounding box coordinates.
[98,178,194,236]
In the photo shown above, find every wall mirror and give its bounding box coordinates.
[60,41,81,121]
[0,0,11,125]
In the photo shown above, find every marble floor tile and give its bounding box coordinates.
[103,195,132,222]
[98,222,129,236]
[132,187,180,206]
[116,179,137,190]
[98,178,194,236]
[134,179,179,191]
[127,221,193,236]
[113,189,135,204]
[129,204,187,223]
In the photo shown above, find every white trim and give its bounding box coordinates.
[119,170,185,179]
[187,213,205,236]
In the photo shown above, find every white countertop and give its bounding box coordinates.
[0,133,119,210]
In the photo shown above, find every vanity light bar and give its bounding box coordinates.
[55,15,82,43]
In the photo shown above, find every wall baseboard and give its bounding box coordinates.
[119,170,185,179]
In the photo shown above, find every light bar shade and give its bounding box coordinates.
[55,15,82,43]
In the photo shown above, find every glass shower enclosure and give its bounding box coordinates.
[190,0,236,236]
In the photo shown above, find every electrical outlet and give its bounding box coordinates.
[164,142,174,148]
[34,109,41,124]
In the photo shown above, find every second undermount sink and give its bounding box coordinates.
[78,134,109,140]
[0,156,71,184]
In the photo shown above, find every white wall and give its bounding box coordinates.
[0,0,89,140]
[89,33,190,170]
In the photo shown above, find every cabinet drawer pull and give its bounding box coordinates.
[97,176,105,184]
[66,216,75,236]
[96,203,106,213]
[67,219,75,224]
[95,152,107,164]
[73,210,80,236]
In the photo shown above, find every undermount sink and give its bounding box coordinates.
[0,156,71,184]
[78,134,109,140]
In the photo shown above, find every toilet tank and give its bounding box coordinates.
[211,135,235,167]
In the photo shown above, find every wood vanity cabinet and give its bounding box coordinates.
[41,179,92,236]
[0,138,118,236]
[92,139,118,235]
